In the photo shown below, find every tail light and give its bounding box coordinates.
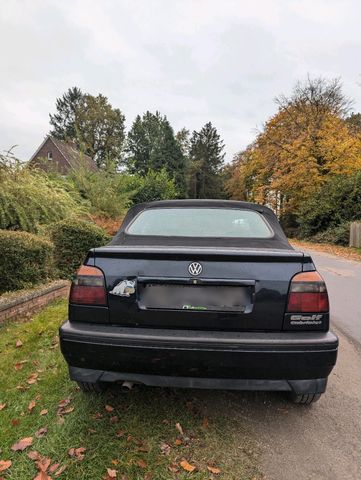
[69,265,107,306]
[287,271,329,313]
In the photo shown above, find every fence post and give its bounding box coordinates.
[350,222,361,248]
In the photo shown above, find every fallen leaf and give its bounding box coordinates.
[115,430,125,438]
[58,398,71,408]
[0,461,11,472]
[175,438,182,446]
[202,417,209,428]
[11,436,33,451]
[137,446,149,453]
[28,400,36,413]
[36,457,51,472]
[34,471,51,480]
[168,462,179,473]
[49,463,60,473]
[110,416,118,424]
[106,468,117,478]
[61,407,74,415]
[160,443,171,455]
[136,459,147,469]
[54,464,67,476]
[11,419,20,427]
[207,465,221,474]
[144,474,153,480]
[35,427,48,438]
[27,451,41,461]
[105,405,114,413]
[111,460,119,465]
[0,403,6,411]
[175,422,184,436]
[91,412,103,420]
[40,409,48,416]
[68,447,86,460]
[16,339,23,348]
[180,459,196,473]
[27,373,39,385]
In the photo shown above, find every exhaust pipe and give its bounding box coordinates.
[121,381,134,391]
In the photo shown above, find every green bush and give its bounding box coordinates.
[68,168,135,218]
[298,172,361,239]
[49,219,110,279]
[131,169,178,204]
[310,222,351,246]
[0,154,86,233]
[0,230,54,293]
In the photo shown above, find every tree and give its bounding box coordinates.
[75,94,126,170]
[188,122,225,198]
[49,88,126,170]
[227,77,361,214]
[126,111,187,196]
[50,87,84,140]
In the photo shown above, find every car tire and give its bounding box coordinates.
[77,381,107,393]
[290,392,322,405]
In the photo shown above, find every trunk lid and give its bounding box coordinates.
[88,246,309,331]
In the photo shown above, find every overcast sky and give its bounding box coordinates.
[1,0,361,162]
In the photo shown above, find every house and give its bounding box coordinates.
[29,135,98,174]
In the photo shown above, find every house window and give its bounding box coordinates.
[47,152,53,160]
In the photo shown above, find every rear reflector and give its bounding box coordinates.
[69,265,107,306]
[287,271,329,313]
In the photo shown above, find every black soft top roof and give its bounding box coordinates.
[109,199,292,250]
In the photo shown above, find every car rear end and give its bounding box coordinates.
[59,200,338,403]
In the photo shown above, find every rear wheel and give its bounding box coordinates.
[290,392,322,405]
[77,381,107,393]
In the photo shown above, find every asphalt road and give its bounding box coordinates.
[250,248,361,480]
[310,250,361,344]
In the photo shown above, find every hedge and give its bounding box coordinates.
[49,219,110,279]
[0,230,54,293]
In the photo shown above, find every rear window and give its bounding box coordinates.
[127,208,273,238]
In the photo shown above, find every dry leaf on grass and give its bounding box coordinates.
[160,443,171,455]
[105,405,114,413]
[0,461,12,472]
[28,400,36,413]
[11,436,33,451]
[40,409,48,416]
[68,447,86,460]
[16,339,23,348]
[168,462,179,473]
[54,464,67,476]
[180,459,196,473]
[35,427,48,438]
[11,418,20,427]
[27,373,39,385]
[202,417,209,428]
[0,403,6,411]
[110,416,118,424]
[175,438,182,446]
[175,422,184,436]
[136,459,147,469]
[207,465,221,474]
[106,468,117,478]
[27,451,41,461]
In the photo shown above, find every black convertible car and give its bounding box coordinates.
[60,200,338,404]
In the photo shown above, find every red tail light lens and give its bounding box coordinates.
[69,265,107,306]
[287,271,329,313]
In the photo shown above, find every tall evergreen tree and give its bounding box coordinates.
[188,122,225,198]
[49,87,84,140]
[126,111,187,196]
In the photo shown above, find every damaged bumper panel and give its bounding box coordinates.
[59,320,338,393]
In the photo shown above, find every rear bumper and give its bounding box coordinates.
[59,321,338,393]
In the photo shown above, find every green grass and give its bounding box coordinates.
[0,300,262,479]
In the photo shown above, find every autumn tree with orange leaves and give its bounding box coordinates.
[227,77,361,217]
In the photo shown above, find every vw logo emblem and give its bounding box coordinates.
[188,262,202,276]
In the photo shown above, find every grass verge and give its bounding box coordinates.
[0,300,262,480]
